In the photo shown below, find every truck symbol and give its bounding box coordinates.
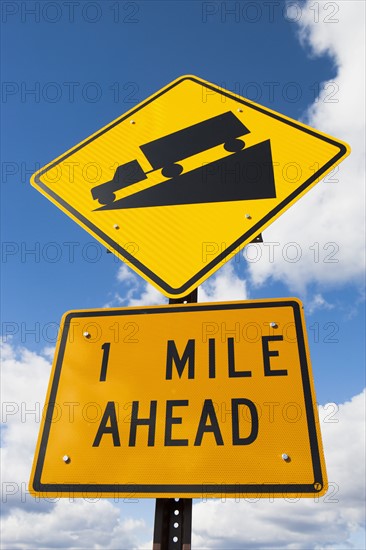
[91,111,250,206]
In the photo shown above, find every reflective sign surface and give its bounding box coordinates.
[31,75,350,298]
[30,299,327,498]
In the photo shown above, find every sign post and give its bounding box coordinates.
[153,497,192,550]
[153,289,198,550]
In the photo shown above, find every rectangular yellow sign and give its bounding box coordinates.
[29,299,327,498]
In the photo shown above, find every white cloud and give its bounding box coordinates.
[200,263,248,302]
[248,0,365,293]
[116,264,138,285]
[41,346,56,361]
[126,282,167,307]
[307,293,335,314]
[105,283,167,308]
[192,389,366,549]
[1,499,148,549]
[104,265,167,308]
[1,342,52,506]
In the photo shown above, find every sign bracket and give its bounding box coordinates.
[152,289,197,549]
[168,288,198,304]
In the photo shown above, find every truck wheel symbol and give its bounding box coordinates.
[97,190,116,205]
[91,160,147,206]
[224,138,245,153]
[161,163,184,179]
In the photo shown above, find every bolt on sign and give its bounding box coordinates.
[29,299,327,499]
[31,75,350,299]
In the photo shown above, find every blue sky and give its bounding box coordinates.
[1,1,365,549]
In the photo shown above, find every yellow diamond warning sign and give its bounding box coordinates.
[31,75,350,298]
[29,299,327,499]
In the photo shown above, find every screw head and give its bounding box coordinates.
[237,108,243,113]
[113,224,119,230]
[245,213,251,219]
[83,331,90,338]
[282,453,289,461]
[63,455,70,463]
[130,120,135,124]
[270,322,277,328]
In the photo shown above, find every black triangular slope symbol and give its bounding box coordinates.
[97,140,276,210]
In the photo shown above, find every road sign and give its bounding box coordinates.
[31,75,350,299]
[29,299,327,499]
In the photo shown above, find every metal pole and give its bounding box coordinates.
[153,497,192,550]
[152,289,197,550]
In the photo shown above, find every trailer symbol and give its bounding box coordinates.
[91,111,277,210]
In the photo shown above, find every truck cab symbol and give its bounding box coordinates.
[91,111,250,206]
[91,160,148,205]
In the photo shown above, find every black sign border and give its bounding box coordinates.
[33,76,348,297]
[32,300,325,497]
